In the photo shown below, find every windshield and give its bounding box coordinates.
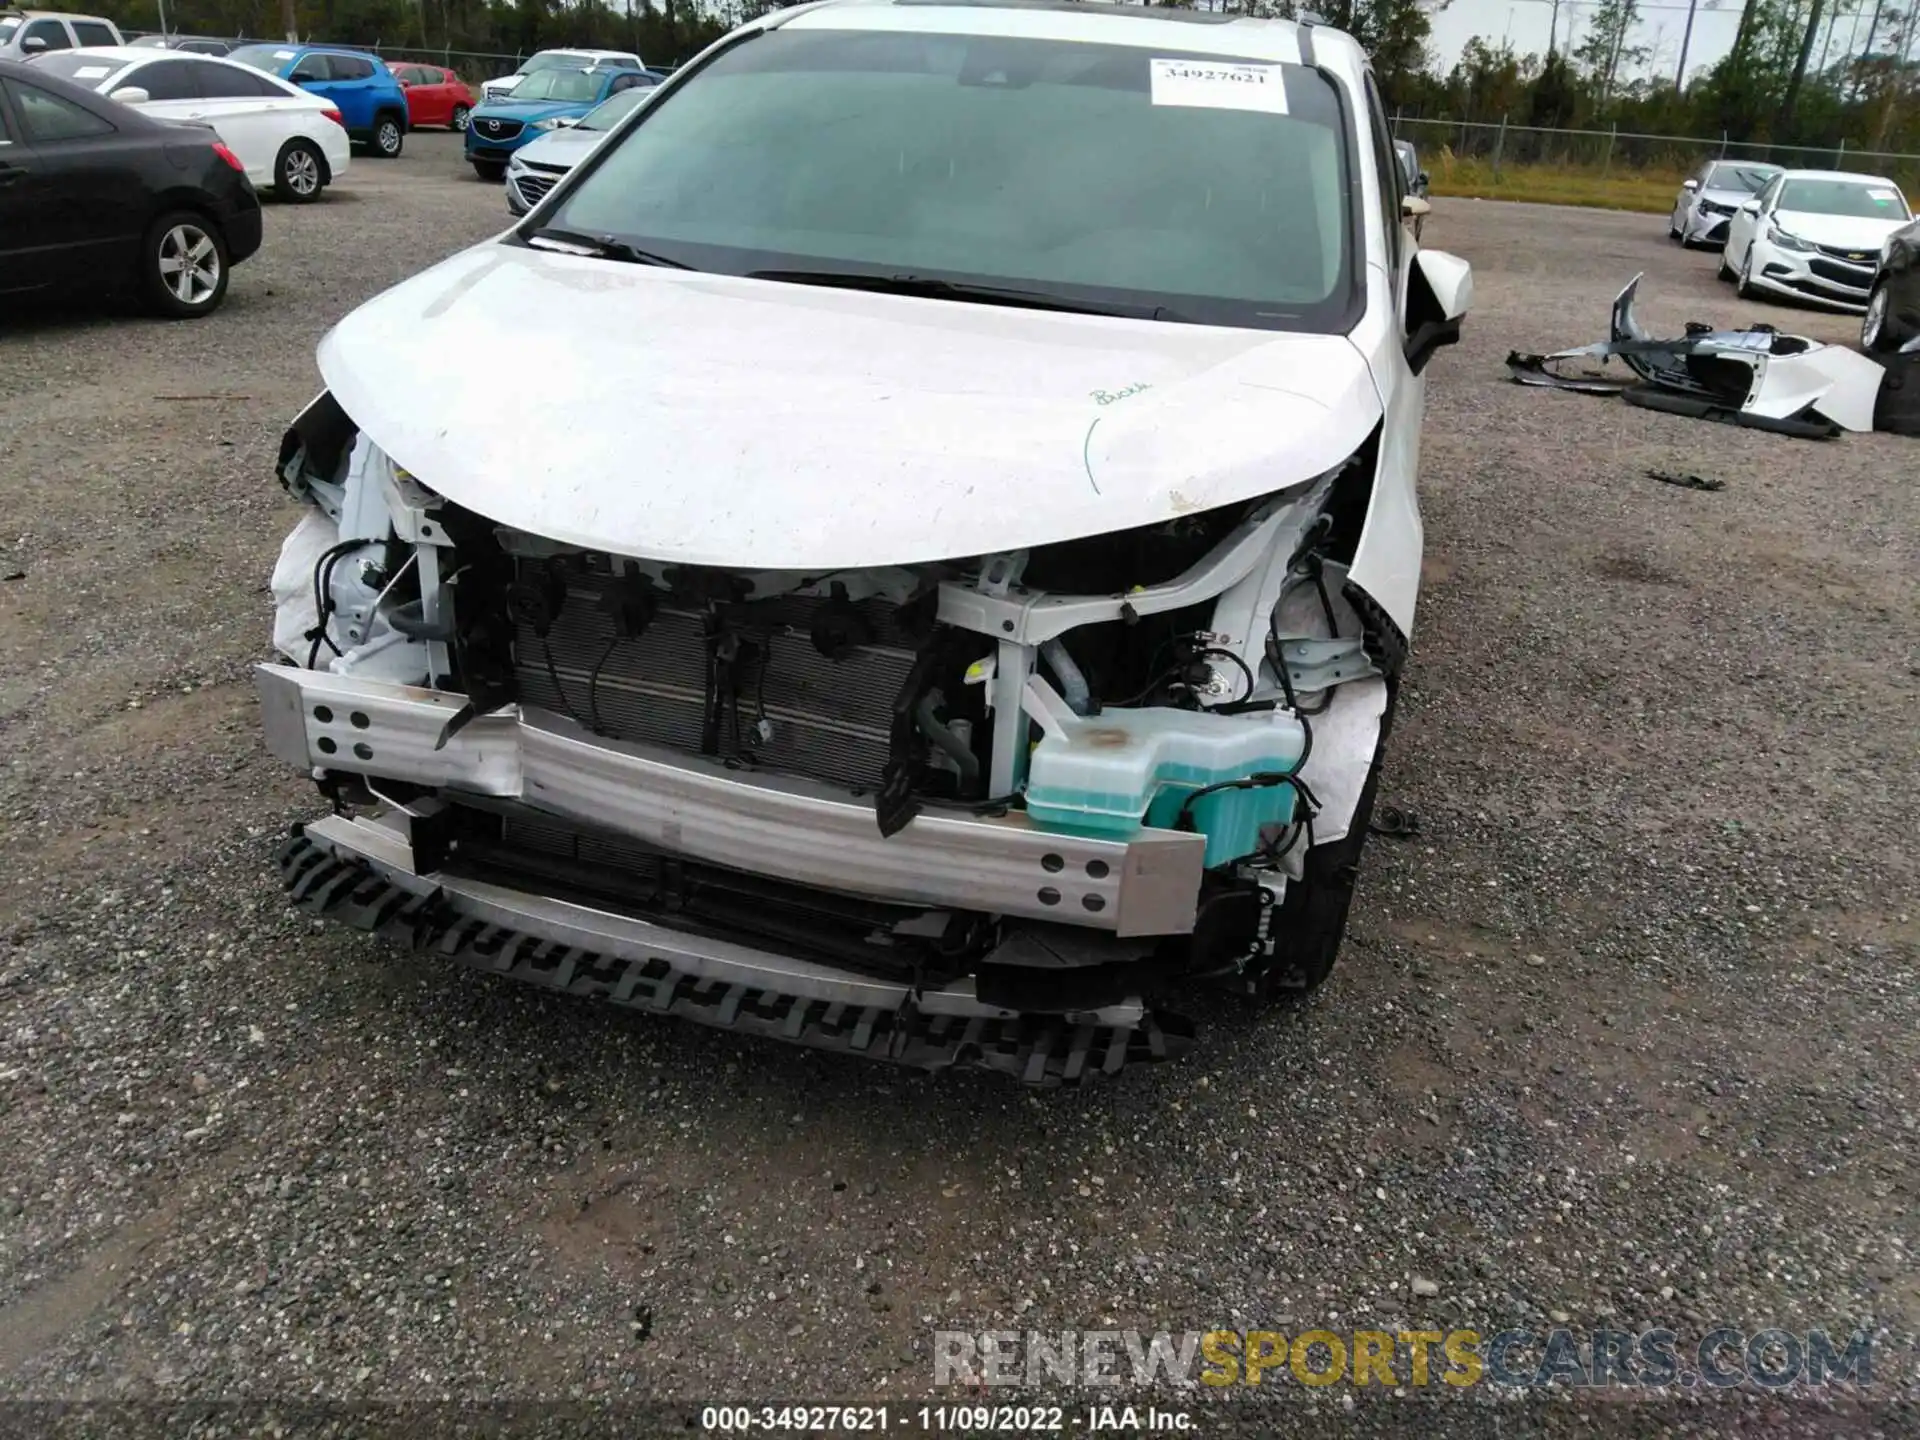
[521,51,592,75]
[578,85,651,131]
[1708,163,1778,194]
[540,30,1354,331]
[512,68,602,103]
[1779,177,1909,219]
[31,53,132,85]
[229,42,297,72]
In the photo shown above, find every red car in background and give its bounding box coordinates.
[393,63,476,130]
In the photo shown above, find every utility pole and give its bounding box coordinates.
[1606,5,1627,106]
[1547,0,1564,53]
[1675,0,1700,88]
[1856,0,1886,95]
[1779,0,1828,133]
[281,0,298,42]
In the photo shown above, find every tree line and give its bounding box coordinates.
[1282,0,1920,156]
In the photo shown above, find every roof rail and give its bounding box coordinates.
[1297,8,1321,65]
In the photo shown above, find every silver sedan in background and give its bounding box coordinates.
[505,83,655,215]
[1670,158,1781,248]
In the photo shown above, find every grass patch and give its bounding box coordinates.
[1425,156,1684,213]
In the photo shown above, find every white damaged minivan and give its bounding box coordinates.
[259,0,1470,1082]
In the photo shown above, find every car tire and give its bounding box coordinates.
[1736,247,1758,299]
[472,161,506,182]
[274,138,325,203]
[451,104,470,132]
[1247,681,1397,1001]
[1862,278,1902,353]
[371,114,404,158]
[1717,251,1735,282]
[1668,220,1682,243]
[140,210,230,319]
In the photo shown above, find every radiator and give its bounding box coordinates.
[513,572,918,793]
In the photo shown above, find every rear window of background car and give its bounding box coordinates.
[132,60,203,101]
[200,64,287,99]
[329,55,375,80]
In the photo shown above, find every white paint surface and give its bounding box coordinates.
[318,243,1386,571]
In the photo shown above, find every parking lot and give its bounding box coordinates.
[2,130,1916,1421]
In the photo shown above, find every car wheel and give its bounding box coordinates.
[1668,220,1682,242]
[451,104,470,132]
[275,139,325,203]
[1862,279,1901,353]
[1736,247,1758,299]
[1717,250,1735,282]
[472,161,506,182]
[1245,682,1397,1001]
[372,115,404,158]
[141,211,229,318]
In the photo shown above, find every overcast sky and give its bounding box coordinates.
[1425,0,1906,86]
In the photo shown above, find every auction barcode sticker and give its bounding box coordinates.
[1149,58,1289,115]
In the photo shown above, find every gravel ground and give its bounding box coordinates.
[1,138,1916,1435]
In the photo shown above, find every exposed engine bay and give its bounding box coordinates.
[1507,274,1887,438]
[260,392,1402,1082]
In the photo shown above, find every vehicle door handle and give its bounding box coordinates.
[0,163,23,187]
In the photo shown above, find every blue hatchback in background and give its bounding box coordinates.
[464,66,660,180]
[229,43,412,158]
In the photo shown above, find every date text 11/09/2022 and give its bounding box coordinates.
[699,1406,1191,1433]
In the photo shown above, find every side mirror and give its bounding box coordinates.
[1415,170,1430,194]
[1682,179,1699,192]
[1739,199,1761,214]
[110,85,151,104]
[1405,248,1471,376]
[21,34,46,51]
[1402,194,1432,220]
[289,68,318,82]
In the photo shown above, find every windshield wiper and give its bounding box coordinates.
[747,269,1181,320]
[525,227,692,269]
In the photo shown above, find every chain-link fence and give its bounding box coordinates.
[1391,114,1920,187]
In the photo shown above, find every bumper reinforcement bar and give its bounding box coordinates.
[279,822,1193,1084]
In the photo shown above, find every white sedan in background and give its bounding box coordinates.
[31,47,351,202]
[1721,168,1911,311]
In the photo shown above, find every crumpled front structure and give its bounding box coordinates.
[1507,274,1886,439]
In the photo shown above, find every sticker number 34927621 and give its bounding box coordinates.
[1149,58,1290,115]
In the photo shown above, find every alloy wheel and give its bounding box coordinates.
[158,224,221,307]
[451,105,470,132]
[284,147,320,196]
[1863,284,1888,349]
[377,119,401,155]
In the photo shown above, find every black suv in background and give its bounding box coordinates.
[1863,216,1920,354]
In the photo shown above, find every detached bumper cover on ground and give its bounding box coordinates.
[1507,273,1885,437]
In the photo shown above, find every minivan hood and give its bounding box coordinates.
[317,243,1383,569]
[1774,209,1908,248]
